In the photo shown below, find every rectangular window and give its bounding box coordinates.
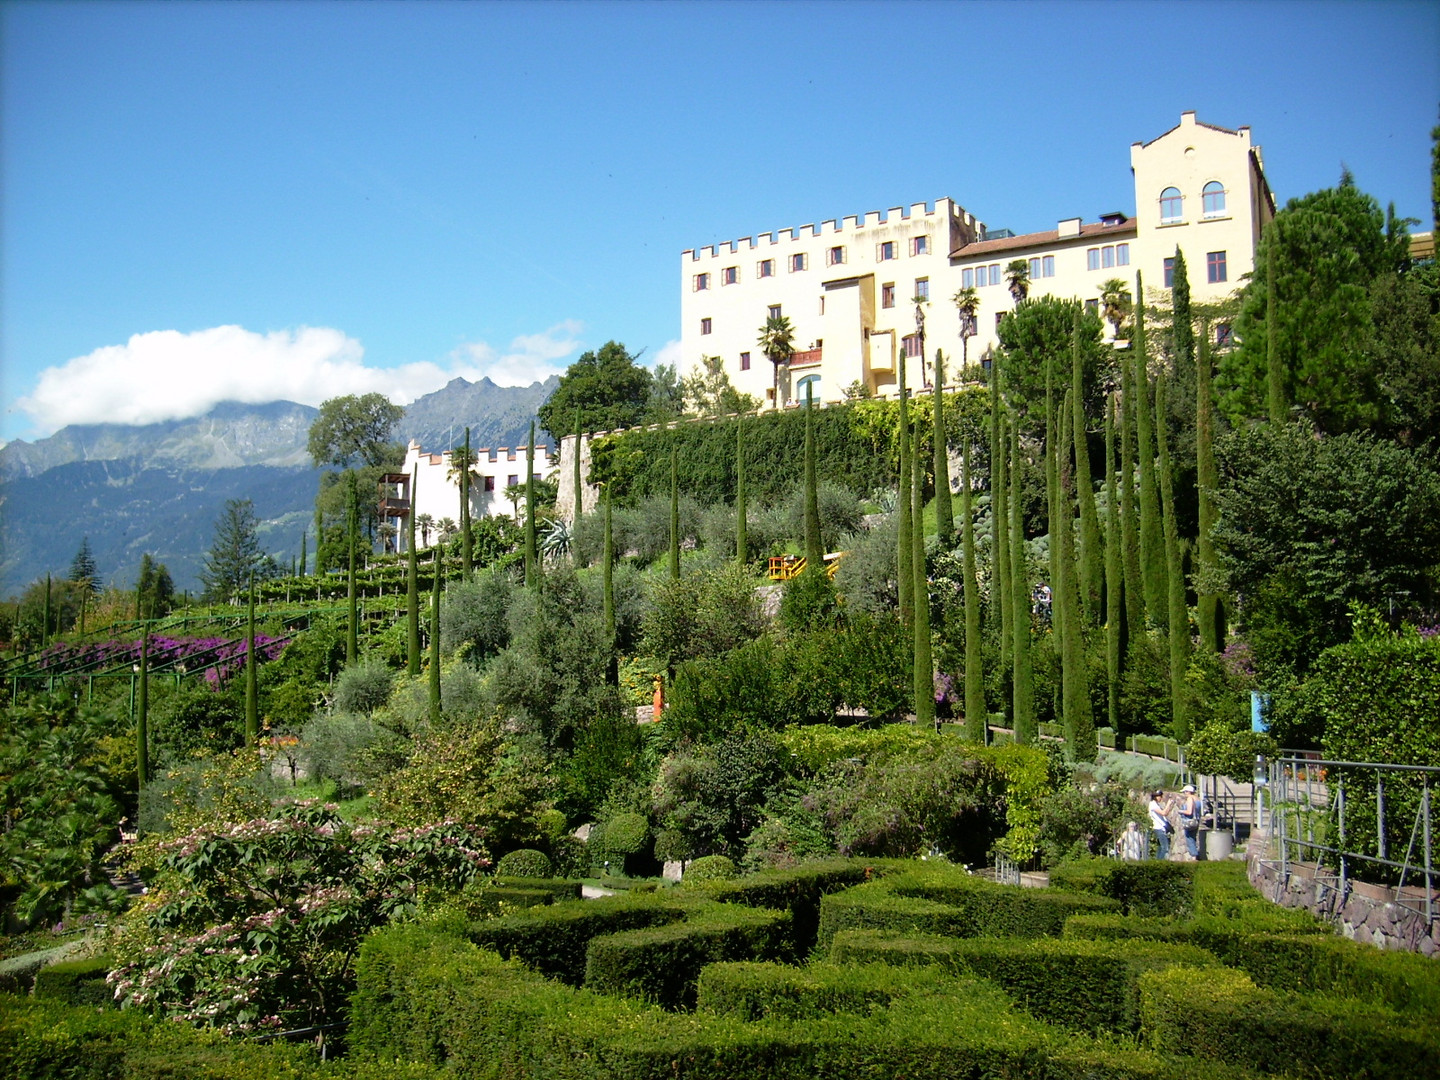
[989,264,1001,286]
[1085,299,1100,315]
[995,312,1005,328]
[758,259,774,278]
[693,273,710,291]
[701,317,713,335]
[1042,255,1055,278]
[882,283,895,308]
[1163,257,1175,289]
[878,241,896,261]
[1116,243,1130,266]
[1216,322,1233,348]
[818,296,825,315]
[1029,257,1041,279]
[740,351,751,371]
[914,278,929,301]
[1102,246,1115,269]
[902,334,921,358]
[508,474,518,488]
[768,304,782,320]
[962,267,974,289]
[1207,250,1227,283]
[722,266,738,285]
[1087,248,1101,271]
[827,245,846,266]
[790,252,808,272]
[484,475,496,492]
[911,235,929,256]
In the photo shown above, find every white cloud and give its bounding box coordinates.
[15,322,586,436]
[651,339,683,374]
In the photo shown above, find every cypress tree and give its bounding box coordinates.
[1046,354,1063,726]
[1195,317,1224,652]
[42,574,51,648]
[1265,234,1285,423]
[300,530,307,577]
[346,476,358,665]
[245,579,258,746]
[961,437,986,743]
[1118,338,1145,651]
[572,407,584,527]
[1171,247,1195,375]
[912,441,935,729]
[1104,396,1123,733]
[428,571,442,726]
[994,411,1012,699]
[1134,275,1166,628]
[461,428,473,579]
[932,348,954,547]
[525,423,538,586]
[1071,317,1103,625]
[1059,389,1095,762]
[897,351,914,627]
[406,466,421,677]
[1010,417,1034,743]
[136,618,149,789]
[735,415,747,564]
[603,485,617,685]
[669,448,681,580]
[313,505,323,575]
[988,366,1004,638]
[803,383,822,567]
[1156,370,1191,741]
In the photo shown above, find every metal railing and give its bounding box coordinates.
[1262,755,1438,928]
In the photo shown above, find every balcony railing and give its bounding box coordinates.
[790,348,822,368]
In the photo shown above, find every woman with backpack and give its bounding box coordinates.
[1179,784,1203,859]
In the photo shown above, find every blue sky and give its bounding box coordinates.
[2,0,1436,443]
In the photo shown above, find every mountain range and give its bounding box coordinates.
[0,376,558,597]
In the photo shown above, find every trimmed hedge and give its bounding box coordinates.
[1139,965,1440,1078]
[828,929,963,971]
[584,903,792,1009]
[0,941,83,995]
[494,876,585,901]
[816,884,971,949]
[680,855,737,885]
[698,858,879,956]
[467,893,687,985]
[884,866,1123,936]
[495,848,553,879]
[697,959,985,1021]
[32,954,113,1007]
[1049,858,1196,916]
[1062,908,1330,968]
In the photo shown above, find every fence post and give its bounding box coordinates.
[1425,780,1433,929]
[1378,775,1387,861]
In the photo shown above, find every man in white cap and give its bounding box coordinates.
[1179,784,1202,858]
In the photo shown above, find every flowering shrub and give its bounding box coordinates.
[108,800,489,1032]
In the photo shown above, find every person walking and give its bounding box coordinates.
[1148,789,1173,860]
[1179,784,1202,859]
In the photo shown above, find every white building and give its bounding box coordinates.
[680,112,1275,404]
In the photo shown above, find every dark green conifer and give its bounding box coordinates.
[669,448,681,580]
[525,423,538,587]
[735,415,747,564]
[932,349,954,547]
[1156,370,1190,741]
[961,437,985,743]
[573,407,584,528]
[912,442,934,729]
[136,619,149,789]
[300,530,307,578]
[897,351,914,627]
[1072,317,1103,624]
[1010,418,1034,743]
[428,571,442,726]
[1195,318,1224,652]
[994,411,1011,699]
[1118,346,1144,644]
[245,579,258,746]
[603,485,617,684]
[406,466,421,677]
[1134,275,1166,627]
[346,475,358,665]
[804,383,822,567]
[1265,235,1285,423]
[1104,396,1123,732]
[1059,389,1095,762]
[461,427,473,579]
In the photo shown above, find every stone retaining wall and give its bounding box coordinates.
[1247,833,1440,957]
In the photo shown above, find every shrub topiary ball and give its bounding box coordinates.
[495,848,553,880]
[681,854,737,885]
[600,812,648,856]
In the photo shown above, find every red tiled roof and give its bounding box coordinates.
[951,219,1136,259]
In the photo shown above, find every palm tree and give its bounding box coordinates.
[415,513,435,548]
[1099,278,1132,340]
[757,315,796,408]
[504,482,525,521]
[1005,260,1030,304]
[952,286,980,377]
[437,517,458,542]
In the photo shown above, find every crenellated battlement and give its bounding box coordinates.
[683,198,981,262]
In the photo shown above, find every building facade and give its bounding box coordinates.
[679,112,1275,404]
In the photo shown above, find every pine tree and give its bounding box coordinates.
[69,538,99,594]
[406,466,421,677]
[1134,276,1166,627]
[1072,317,1103,625]
[669,449,681,580]
[346,477,358,665]
[961,437,986,744]
[735,415,748,565]
[1010,418,1035,743]
[897,350,914,627]
[461,427,473,579]
[245,579,258,746]
[1156,370,1191,741]
[201,499,271,602]
[1104,396,1123,732]
[428,573,442,726]
[932,349,954,547]
[525,423,538,586]
[912,441,935,729]
[1195,317,1224,652]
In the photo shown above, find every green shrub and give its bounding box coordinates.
[885,866,1122,936]
[1139,965,1439,1078]
[1225,932,1440,1019]
[32,954,113,1007]
[493,876,583,901]
[1185,723,1277,783]
[827,929,962,970]
[1049,858,1196,916]
[701,858,877,956]
[696,959,953,1021]
[597,811,649,856]
[467,893,686,985]
[0,941,83,995]
[816,883,972,949]
[583,903,792,1009]
[495,848,554,879]
[681,854,737,885]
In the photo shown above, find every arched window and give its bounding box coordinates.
[1202,181,1226,217]
[796,374,821,403]
[1159,187,1183,223]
